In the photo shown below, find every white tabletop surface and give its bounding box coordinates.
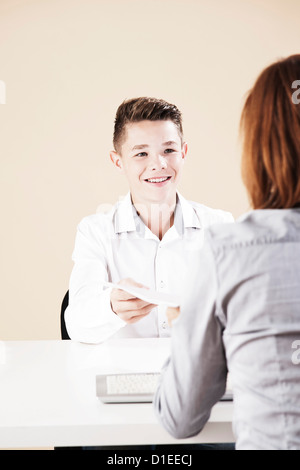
[0,338,234,448]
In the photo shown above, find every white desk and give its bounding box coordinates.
[0,339,234,448]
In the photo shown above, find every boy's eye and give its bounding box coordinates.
[164,148,175,154]
[135,152,147,157]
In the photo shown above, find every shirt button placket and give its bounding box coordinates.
[156,243,169,336]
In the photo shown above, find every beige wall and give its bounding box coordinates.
[0,0,300,340]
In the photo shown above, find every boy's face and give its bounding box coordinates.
[110,120,187,206]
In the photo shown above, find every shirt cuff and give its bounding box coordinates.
[101,286,127,328]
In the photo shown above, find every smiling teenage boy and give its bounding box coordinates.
[65,97,234,343]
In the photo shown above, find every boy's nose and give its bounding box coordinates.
[148,154,167,171]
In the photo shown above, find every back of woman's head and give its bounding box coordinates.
[240,55,300,209]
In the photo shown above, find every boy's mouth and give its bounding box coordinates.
[144,176,172,184]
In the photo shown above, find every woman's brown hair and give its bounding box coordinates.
[240,55,300,209]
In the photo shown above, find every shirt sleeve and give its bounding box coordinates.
[153,231,227,439]
[64,217,126,344]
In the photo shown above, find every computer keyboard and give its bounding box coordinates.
[106,373,161,395]
[96,372,161,403]
[96,372,233,403]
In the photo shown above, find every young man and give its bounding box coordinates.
[65,97,234,343]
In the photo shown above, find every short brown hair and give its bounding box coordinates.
[113,97,183,153]
[240,54,300,209]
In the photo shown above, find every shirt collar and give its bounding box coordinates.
[113,193,137,234]
[113,191,201,234]
[177,192,201,230]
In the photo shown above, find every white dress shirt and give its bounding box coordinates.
[65,192,234,343]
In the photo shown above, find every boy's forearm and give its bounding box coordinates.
[65,287,126,344]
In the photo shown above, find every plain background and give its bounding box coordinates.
[1,0,300,340]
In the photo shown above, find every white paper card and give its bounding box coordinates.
[103,282,180,307]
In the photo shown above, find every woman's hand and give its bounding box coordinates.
[166,306,180,327]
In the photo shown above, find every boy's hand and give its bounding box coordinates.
[166,307,180,327]
[110,278,157,324]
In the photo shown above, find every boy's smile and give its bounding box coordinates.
[110,120,187,208]
[144,176,172,186]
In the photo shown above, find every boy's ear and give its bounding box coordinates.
[181,142,188,161]
[110,151,124,172]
